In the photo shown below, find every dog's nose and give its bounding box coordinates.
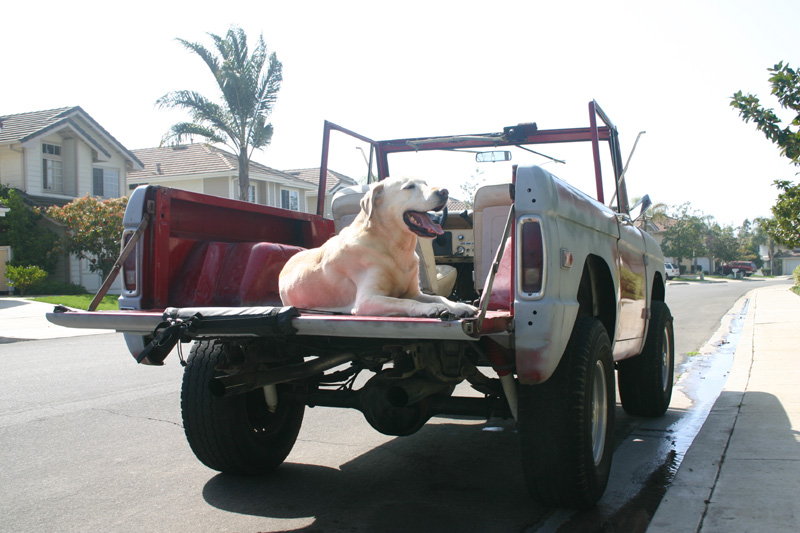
[437,188,449,199]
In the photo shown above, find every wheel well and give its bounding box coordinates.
[651,272,666,302]
[576,255,616,341]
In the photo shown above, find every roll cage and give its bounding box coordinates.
[316,100,629,217]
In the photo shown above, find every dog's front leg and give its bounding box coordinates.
[352,293,447,317]
[411,292,478,317]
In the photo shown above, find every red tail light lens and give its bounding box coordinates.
[519,216,544,296]
[121,231,137,293]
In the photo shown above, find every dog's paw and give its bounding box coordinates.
[450,302,479,317]
[418,303,451,318]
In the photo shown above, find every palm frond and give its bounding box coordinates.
[160,122,225,146]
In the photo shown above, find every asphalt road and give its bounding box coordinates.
[0,278,789,532]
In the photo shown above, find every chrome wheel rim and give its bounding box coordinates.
[661,326,672,392]
[591,359,608,466]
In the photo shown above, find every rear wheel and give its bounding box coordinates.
[518,317,615,508]
[618,301,674,417]
[181,340,305,474]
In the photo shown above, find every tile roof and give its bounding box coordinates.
[283,168,358,193]
[0,107,74,144]
[128,144,313,187]
[0,106,142,169]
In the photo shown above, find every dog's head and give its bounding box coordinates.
[360,177,448,238]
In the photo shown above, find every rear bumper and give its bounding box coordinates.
[45,306,512,342]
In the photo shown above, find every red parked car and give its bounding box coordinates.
[721,261,757,276]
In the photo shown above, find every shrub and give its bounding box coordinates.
[5,264,48,296]
[27,280,88,296]
[793,265,800,287]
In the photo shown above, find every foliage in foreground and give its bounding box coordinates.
[0,188,60,272]
[5,265,47,296]
[44,195,128,281]
[731,61,800,248]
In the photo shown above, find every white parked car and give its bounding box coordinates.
[664,263,680,280]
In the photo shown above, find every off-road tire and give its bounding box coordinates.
[618,301,674,417]
[181,340,305,474]
[518,317,615,508]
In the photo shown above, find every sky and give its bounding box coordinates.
[3,0,799,227]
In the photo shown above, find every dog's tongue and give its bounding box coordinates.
[405,211,444,236]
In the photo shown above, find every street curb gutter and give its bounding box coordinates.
[647,290,758,532]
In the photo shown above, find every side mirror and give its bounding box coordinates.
[631,194,651,221]
[476,151,512,163]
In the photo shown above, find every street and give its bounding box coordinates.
[0,278,791,532]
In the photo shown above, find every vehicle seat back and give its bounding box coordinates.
[473,183,513,292]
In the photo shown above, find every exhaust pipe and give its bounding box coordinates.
[209,352,355,398]
[386,376,448,407]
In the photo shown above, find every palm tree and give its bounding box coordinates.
[156,26,283,201]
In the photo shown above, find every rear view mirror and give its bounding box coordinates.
[476,151,512,163]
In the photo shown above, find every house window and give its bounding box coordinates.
[281,189,299,211]
[248,185,256,203]
[42,143,63,192]
[93,167,120,197]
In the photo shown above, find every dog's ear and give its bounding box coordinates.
[361,182,384,219]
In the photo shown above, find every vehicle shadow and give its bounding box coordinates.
[202,418,551,532]
[201,404,693,532]
[699,390,800,528]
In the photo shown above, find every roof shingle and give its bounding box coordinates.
[128,144,313,187]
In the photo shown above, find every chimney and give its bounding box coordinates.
[156,163,162,174]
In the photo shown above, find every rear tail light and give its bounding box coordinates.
[121,231,138,293]
[518,216,545,297]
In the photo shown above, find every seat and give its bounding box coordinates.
[330,185,456,297]
[472,183,513,292]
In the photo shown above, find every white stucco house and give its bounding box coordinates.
[0,107,143,293]
[127,144,358,218]
[775,249,800,276]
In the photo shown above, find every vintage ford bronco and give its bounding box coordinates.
[48,101,674,508]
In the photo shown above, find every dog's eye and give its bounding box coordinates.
[402,183,416,190]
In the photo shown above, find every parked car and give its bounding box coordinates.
[721,261,757,276]
[664,263,680,280]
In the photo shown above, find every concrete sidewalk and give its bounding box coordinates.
[0,297,110,342]
[649,283,800,532]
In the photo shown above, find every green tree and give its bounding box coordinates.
[661,203,707,271]
[731,62,800,247]
[706,222,739,266]
[156,26,283,202]
[45,195,128,280]
[0,189,60,272]
[763,180,800,247]
[5,265,47,296]
[459,167,485,209]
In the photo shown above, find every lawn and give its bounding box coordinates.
[30,294,120,311]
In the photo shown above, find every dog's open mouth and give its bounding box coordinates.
[403,211,444,238]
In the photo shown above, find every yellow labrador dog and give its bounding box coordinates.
[279,177,478,318]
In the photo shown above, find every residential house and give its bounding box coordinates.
[282,168,359,217]
[127,146,359,218]
[775,249,800,276]
[0,107,142,293]
[128,144,321,213]
[644,217,715,274]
